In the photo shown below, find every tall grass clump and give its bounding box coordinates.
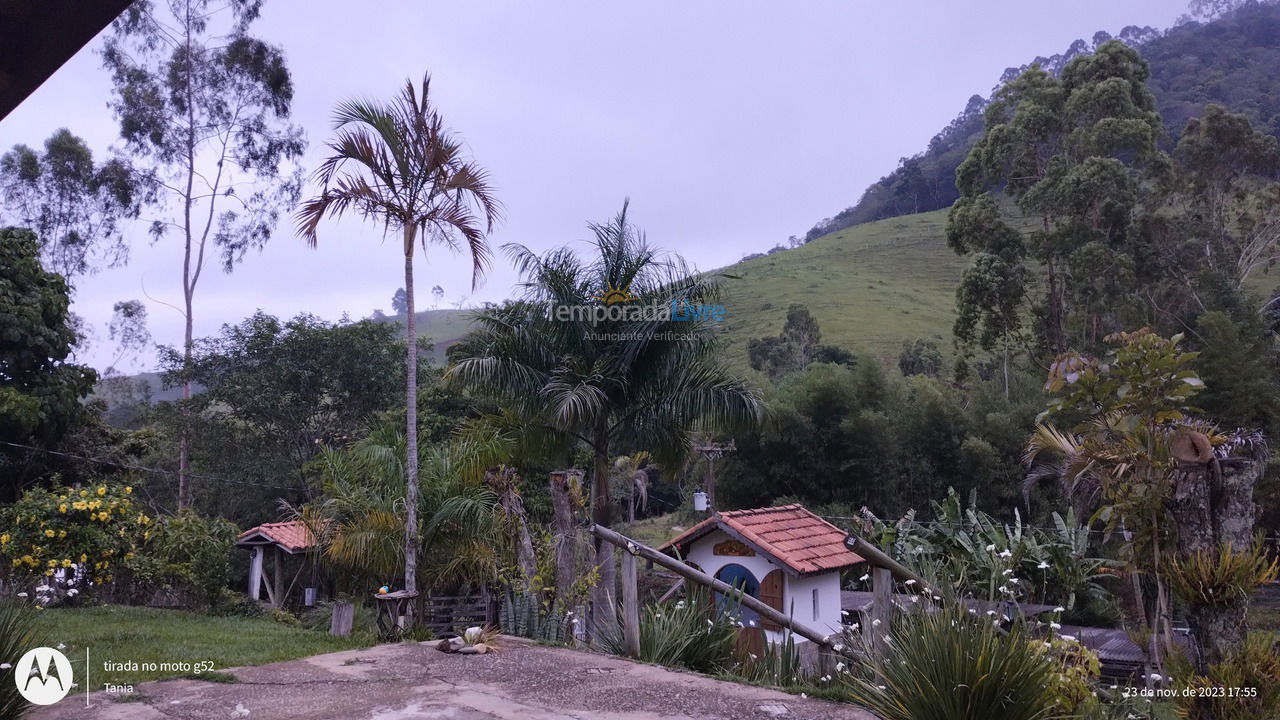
[600,590,737,673]
[841,605,1067,720]
[1,599,45,719]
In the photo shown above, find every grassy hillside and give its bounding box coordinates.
[715,209,962,367]
[383,308,476,365]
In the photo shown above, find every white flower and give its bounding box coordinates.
[799,693,807,699]
[985,544,996,552]
[998,550,1012,558]
[1002,569,1013,576]
[1053,606,1065,613]
[1049,622,1061,630]
[821,675,830,682]
[877,685,887,691]
[986,610,997,616]
[871,618,881,627]
[998,586,1010,594]
[16,593,27,598]
[833,643,844,651]
[0,663,10,670]
[1149,673,1163,681]
[56,643,65,650]
[849,623,859,632]
[840,609,849,616]
[1060,634,1077,642]
[836,662,846,671]
[932,595,942,601]
[1037,561,1050,569]
[904,579,916,586]
[859,573,870,582]
[1044,641,1052,648]
[909,596,918,603]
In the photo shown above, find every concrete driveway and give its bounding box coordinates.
[29,638,877,720]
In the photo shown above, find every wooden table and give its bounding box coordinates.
[373,590,419,640]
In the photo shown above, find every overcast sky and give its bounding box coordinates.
[0,0,1188,373]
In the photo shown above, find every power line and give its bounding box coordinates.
[0,440,297,491]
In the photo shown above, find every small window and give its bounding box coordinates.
[812,588,820,620]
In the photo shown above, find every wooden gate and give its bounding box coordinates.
[419,593,495,634]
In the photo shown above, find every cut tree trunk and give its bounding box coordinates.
[590,444,616,642]
[1171,453,1267,670]
[489,468,536,592]
[550,471,578,606]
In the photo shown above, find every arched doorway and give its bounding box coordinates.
[714,563,762,624]
[715,563,759,596]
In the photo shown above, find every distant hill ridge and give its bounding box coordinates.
[798,1,1280,243]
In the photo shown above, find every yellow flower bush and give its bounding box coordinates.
[0,481,151,592]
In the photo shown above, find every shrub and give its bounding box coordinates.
[0,481,150,603]
[135,510,239,607]
[211,588,265,618]
[841,605,1065,720]
[0,599,45,719]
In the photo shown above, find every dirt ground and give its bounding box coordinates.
[30,637,877,719]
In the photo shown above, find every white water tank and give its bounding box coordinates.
[693,491,708,512]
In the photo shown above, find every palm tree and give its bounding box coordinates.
[447,202,763,637]
[297,74,500,594]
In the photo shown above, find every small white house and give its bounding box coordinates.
[659,504,864,644]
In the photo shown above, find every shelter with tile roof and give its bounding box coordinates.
[659,504,864,645]
[236,521,318,608]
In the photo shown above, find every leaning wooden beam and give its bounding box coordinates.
[590,524,833,649]
[843,532,939,598]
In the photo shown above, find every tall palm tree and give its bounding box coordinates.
[447,202,763,636]
[297,74,500,593]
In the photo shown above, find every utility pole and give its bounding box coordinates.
[692,437,735,511]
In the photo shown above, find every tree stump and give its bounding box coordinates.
[1170,450,1267,671]
[330,602,354,637]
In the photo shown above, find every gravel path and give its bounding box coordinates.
[29,637,877,719]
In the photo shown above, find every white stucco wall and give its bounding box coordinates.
[683,528,842,644]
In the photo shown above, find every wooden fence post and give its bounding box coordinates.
[621,549,641,657]
[869,567,892,655]
[330,602,354,637]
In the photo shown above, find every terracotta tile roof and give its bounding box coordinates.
[660,504,864,575]
[236,520,316,553]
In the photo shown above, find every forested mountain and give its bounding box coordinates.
[801,0,1280,240]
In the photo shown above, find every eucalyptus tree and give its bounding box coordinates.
[102,0,306,508]
[0,129,143,282]
[950,41,1165,357]
[297,74,500,594]
[447,203,763,636]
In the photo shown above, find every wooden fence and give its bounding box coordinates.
[418,593,496,633]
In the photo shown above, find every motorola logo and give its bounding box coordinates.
[14,647,73,705]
